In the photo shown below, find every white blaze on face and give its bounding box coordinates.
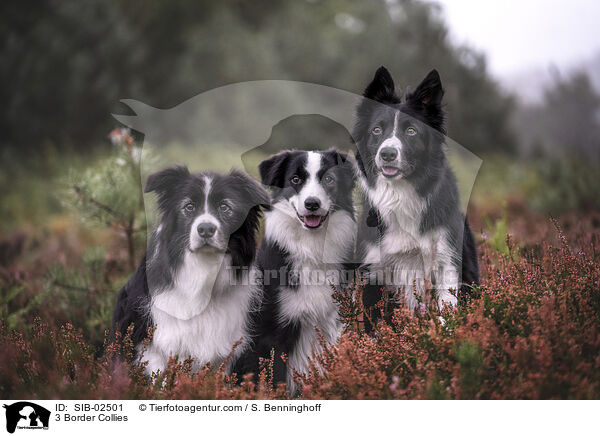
[290,151,332,217]
[376,110,403,169]
[189,176,223,251]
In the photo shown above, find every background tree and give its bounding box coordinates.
[1,0,516,155]
[62,129,145,271]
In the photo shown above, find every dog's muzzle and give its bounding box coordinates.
[190,219,227,252]
[295,196,330,229]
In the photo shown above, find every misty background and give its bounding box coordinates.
[1,0,599,231]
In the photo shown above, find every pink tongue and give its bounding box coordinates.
[304,215,322,227]
[382,166,399,176]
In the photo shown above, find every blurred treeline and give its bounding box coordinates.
[514,70,600,161]
[1,0,599,222]
[2,0,516,154]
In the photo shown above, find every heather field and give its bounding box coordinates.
[1,146,599,400]
[2,0,600,403]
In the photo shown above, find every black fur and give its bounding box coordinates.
[235,149,355,387]
[354,67,479,330]
[112,166,269,351]
[232,239,300,384]
[258,148,355,214]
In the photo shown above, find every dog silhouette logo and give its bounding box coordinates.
[3,402,50,433]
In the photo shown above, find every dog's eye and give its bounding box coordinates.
[219,203,232,214]
[183,202,195,212]
[290,175,302,185]
[323,174,335,185]
[372,126,382,136]
[406,126,417,136]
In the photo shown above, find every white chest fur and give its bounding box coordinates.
[280,280,341,379]
[138,253,257,376]
[362,177,459,309]
[265,206,356,377]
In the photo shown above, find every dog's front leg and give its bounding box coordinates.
[137,343,168,378]
[434,261,459,310]
[429,234,459,310]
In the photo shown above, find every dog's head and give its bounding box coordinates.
[259,149,354,230]
[354,66,446,185]
[145,166,269,257]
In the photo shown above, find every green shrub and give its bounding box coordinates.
[523,158,600,214]
[61,136,146,271]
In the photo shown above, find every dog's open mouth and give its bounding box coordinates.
[381,166,401,178]
[297,213,329,229]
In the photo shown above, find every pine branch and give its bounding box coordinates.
[72,184,124,222]
[51,280,96,294]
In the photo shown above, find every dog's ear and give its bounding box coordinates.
[145,165,190,194]
[363,66,396,102]
[324,148,356,188]
[323,148,351,168]
[406,69,445,132]
[144,165,190,209]
[229,170,271,210]
[258,151,290,188]
[407,69,444,109]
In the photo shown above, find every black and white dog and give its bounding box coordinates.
[236,149,355,390]
[112,165,269,375]
[353,67,479,326]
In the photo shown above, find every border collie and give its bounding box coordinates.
[112,165,269,375]
[235,149,356,390]
[353,67,479,328]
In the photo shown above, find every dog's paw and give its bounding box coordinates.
[436,290,458,311]
[393,269,428,310]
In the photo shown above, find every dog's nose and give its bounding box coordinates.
[304,197,321,211]
[379,147,398,162]
[197,222,217,238]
